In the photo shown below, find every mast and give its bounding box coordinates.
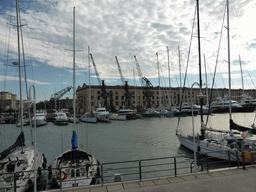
[204,54,209,106]
[178,46,182,105]
[167,46,172,107]
[88,46,91,112]
[16,0,23,134]
[156,52,161,108]
[239,55,244,96]
[73,6,76,130]
[196,0,204,138]
[227,0,231,121]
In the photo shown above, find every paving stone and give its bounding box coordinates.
[195,173,212,179]
[106,183,124,191]
[139,180,155,187]
[207,171,225,177]
[152,179,170,185]
[123,182,140,189]
[90,186,108,192]
[181,175,199,181]
[167,176,184,183]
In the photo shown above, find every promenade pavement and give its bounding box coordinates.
[47,165,256,192]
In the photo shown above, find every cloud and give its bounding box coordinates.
[0,75,51,85]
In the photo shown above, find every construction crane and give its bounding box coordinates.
[90,53,111,109]
[115,56,133,108]
[134,55,154,108]
[50,86,72,110]
[51,86,72,100]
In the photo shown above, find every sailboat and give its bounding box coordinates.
[50,7,100,189]
[0,0,45,191]
[81,47,97,123]
[176,0,256,163]
[155,52,174,117]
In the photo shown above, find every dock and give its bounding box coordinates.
[45,165,256,192]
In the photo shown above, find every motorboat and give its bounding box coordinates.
[239,94,256,112]
[210,97,244,113]
[117,109,138,120]
[143,108,161,117]
[109,113,126,121]
[81,112,97,123]
[16,116,30,127]
[94,107,110,122]
[31,111,47,127]
[54,112,68,125]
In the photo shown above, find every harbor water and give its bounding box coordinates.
[1,112,255,167]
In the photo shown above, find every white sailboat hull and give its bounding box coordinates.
[177,134,241,162]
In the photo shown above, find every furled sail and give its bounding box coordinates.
[71,130,78,150]
[0,132,25,160]
[230,119,256,134]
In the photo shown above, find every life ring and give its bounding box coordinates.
[57,171,68,181]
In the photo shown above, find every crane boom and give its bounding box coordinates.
[50,86,72,100]
[115,56,125,85]
[134,55,154,108]
[90,53,102,86]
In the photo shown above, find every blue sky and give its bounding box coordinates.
[1,0,256,101]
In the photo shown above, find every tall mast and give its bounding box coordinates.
[178,46,182,105]
[196,0,204,137]
[167,46,172,107]
[73,6,76,130]
[88,46,91,112]
[156,52,161,108]
[239,55,244,96]
[16,0,23,133]
[227,0,231,120]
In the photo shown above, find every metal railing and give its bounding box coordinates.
[0,152,244,191]
[100,151,241,185]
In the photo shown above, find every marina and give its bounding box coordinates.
[1,113,256,188]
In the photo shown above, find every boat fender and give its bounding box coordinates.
[57,171,68,181]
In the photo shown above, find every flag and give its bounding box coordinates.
[241,129,253,139]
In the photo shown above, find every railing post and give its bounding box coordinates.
[14,173,17,192]
[59,168,62,191]
[242,151,246,170]
[206,156,209,172]
[237,151,239,168]
[228,151,231,167]
[101,164,104,186]
[139,160,142,181]
[174,157,177,177]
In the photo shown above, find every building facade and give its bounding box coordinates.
[76,83,256,114]
[0,92,17,111]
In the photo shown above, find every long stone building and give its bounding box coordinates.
[76,83,256,114]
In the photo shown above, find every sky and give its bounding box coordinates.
[0,0,256,101]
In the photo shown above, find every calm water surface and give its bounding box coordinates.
[1,112,255,167]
